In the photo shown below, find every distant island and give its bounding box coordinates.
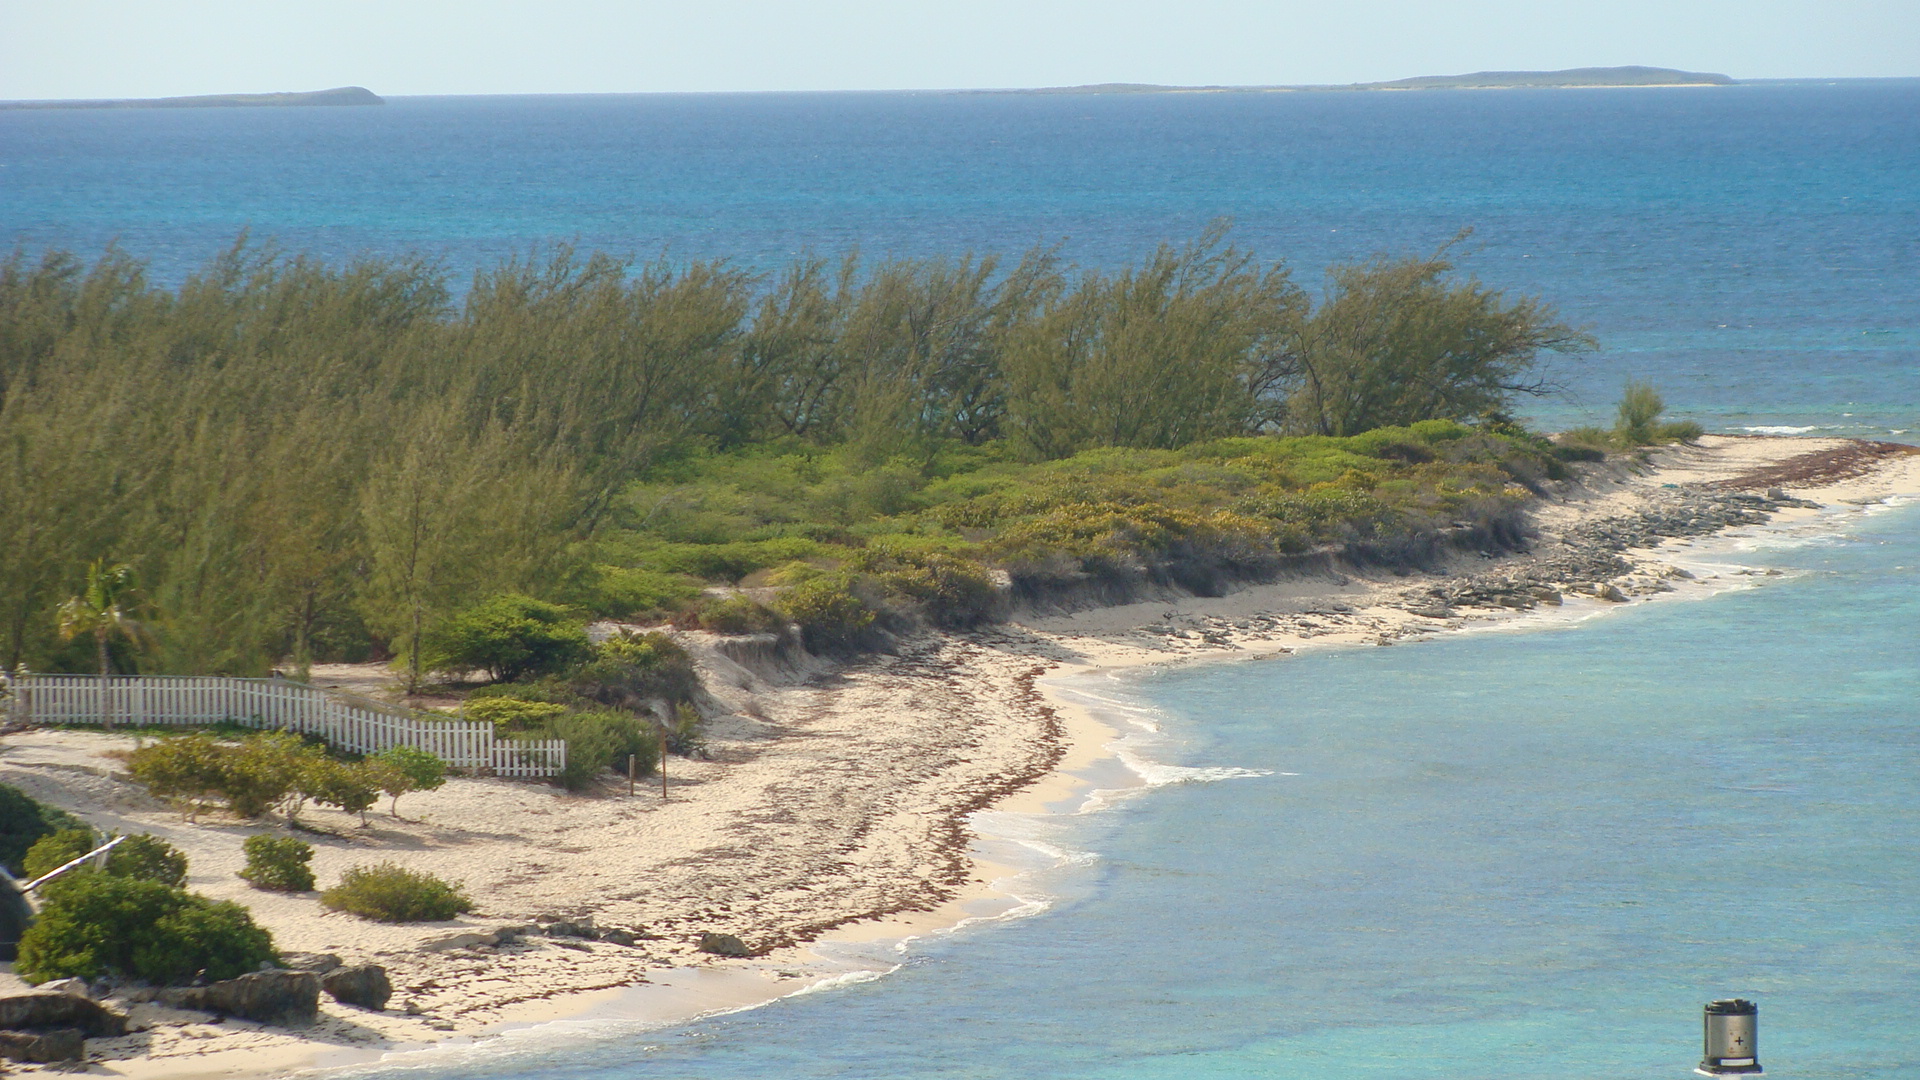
[1000,66,1735,95]
[0,86,383,111]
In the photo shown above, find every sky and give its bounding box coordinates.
[1,0,1916,100]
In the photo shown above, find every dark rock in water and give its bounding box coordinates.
[698,932,752,957]
[278,952,342,974]
[161,971,320,1026]
[322,964,392,1010]
[0,992,126,1035]
[0,1026,85,1062]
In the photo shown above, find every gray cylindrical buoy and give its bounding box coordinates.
[1698,999,1762,1075]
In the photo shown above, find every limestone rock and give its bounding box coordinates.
[698,932,751,957]
[322,964,392,1010]
[0,1027,85,1062]
[421,930,497,952]
[37,978,90,998]
[161,970,320,1026]
[0,992,126,1035]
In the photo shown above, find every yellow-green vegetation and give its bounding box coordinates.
[321,862,471,923]
[0,230,1591,687]
[238,834,315,892]
[608,419,1559,648]
[125,731,448,823]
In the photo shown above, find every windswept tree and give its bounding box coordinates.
[1283,237,1595,436]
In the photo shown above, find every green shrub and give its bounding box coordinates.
[21,829,97,882]
[546,709,659,792]
[321,863,472,922]
[125,734,230,819]
[16,873,275,984]
[1656,419,1705,443]
[223,732,314,818]
[0,784,87,875]
[239,834,315,892]
[108,834,191,887]
[565,632,699,712]
[371,745,448,817]
[582,565,703,619]
[424,593,590,683]
[26,830,190,888]
[592,629,684,668]
[463,695,569,733]
[695,594,787,635]
[773,575,876,654]
[851,545,1002,629]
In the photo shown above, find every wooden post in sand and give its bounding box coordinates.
[656,714,669,802]
[627,753,636,796]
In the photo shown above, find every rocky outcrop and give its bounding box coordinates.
[0,1027,85,1062]
[0,992,126,1036]
[160,970,320,1025]
[698,932,752,957]
[322,964,392,1010]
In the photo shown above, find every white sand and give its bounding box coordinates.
[1,435,1914,1077]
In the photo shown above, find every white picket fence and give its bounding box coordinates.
[1,674,565,779]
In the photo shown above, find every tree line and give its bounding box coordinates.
[0,228,1590,677]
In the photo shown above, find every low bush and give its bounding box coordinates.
[463,695,569,733]
[24,830,189,888]
[125,734,231,819]
[693,594,787,635]
[849,544,1002,629]
[20,829,98,882]
[239,834,315,892]
[423,593,590,683]
[321,863,471,922]
[16,873,276,984]
[0,784,87,875]
[545,708,659,792]
[582,564,703,619]
[772,575,876,654]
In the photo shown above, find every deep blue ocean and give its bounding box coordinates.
[4,83,1917,1078]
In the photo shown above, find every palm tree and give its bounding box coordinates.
[55,560,152,729]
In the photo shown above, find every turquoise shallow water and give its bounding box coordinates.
[352,504,1920,1080]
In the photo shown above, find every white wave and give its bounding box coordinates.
[1740,424,1823,434]
[1115,744,1274,787]
[789,967,894,996]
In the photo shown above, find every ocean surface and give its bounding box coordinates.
[2,81,1917,434]
[5,83,1918,1078]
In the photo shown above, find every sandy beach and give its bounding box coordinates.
[2,434,1915,1078]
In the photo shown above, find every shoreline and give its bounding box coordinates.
[4,435,1917,1078]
